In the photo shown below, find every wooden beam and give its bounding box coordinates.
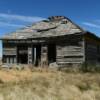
[28,47,33,64]
[34,48,36,65]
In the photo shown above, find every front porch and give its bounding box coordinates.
[17,44,56,66]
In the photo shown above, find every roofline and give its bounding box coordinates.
[82,31,100,41]
[0,31,100,41]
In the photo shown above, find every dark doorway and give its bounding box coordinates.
[17,46,28,64]
[36,45,41,66]
[48,44,56,64]
[18,54,28,64]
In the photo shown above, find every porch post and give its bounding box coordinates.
[41,45,48,67]
[16,46,18,64]
[33,47,36,65]
[28,47,33,64]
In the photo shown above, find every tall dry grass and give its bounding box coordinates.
[0,68,100,100]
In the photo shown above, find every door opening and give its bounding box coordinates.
[17,46,28,64]
[48,44,56,64]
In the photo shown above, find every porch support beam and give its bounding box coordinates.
[33,47,36,65]
[28,47,33,64]
[41,45,48,66]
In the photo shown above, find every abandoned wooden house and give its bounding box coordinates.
[0,16,100,67]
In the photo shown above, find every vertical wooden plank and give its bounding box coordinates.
[28,47,33,64]
[7,57,9,63]
[82,37,86,63]
[14,57,16,63]
[34,48,36,65]
[16,46,18,64]
[41,45,48,66]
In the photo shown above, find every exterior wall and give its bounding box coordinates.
[3,34,100,67]
[2,41,17,64]
[84,36,100,65]
[2,40,44,65]
[56,35,85,66]
[2,35,85,67]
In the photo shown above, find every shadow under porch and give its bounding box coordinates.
[16,43,56,66]
[17,44,41,66]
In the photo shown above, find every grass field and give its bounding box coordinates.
[0,68,100,100]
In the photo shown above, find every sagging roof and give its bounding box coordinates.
[0,16,87,40]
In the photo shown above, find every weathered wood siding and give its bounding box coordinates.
[41,45,48,66]
[28,47,33,64]
[2,41,17,63]
[56,35,84,66]
[85,36,100,65]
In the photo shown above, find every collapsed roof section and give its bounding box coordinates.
[1,16,85,40]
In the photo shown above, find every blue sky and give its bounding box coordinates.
[0,0,100,57]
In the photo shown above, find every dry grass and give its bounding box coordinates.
[0,68,100,100]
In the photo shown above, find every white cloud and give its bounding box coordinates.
[0,13,45,22]
[82,22,100,29]
[93,20,100,26]
[0,13,45,28]
[0,22,25,27]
